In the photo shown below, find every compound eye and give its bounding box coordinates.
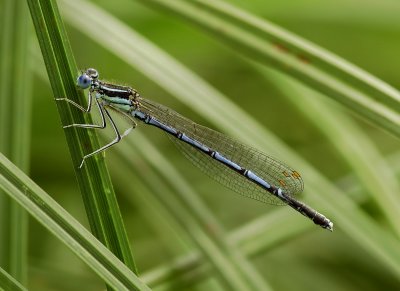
[76,74,91,89]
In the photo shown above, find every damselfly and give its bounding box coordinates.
[57,68,333,231]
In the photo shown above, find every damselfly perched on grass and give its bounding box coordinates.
[57,68,333,231]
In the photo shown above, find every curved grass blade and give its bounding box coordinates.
[137,0,400,138]
[0,153,150,291]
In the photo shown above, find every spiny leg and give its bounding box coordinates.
[78,105,135,168]
[56,88,93,113]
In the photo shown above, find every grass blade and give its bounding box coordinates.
[0,153,150,291]
[26,0,137,277]
[137,0,400,137]
[0,0,32,283]
[0,267,27,291]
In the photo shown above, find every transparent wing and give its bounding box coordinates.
[140,98,304,205]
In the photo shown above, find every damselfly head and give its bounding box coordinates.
[77,68,98,89]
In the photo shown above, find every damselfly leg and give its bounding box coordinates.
[56,87,93,113]
[57,90,137,168]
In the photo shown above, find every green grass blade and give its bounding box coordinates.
[26,0,137,276]
[191,0,400,109]
[0,0,32,284]
[0,153,151,291]
[137,0,400,138]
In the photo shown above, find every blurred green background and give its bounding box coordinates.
[1,0,400,290]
